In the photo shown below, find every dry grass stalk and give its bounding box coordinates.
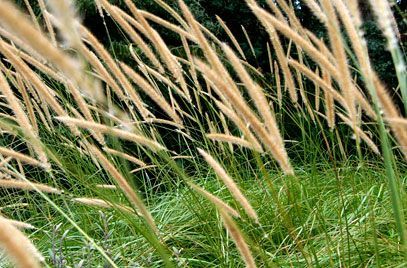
[302,0,326,22]
[241,26,257,60]
[120,63,183,125]
[320,0,356,133]
[216,16,246,60]
[0,216,43,268]
[0,147,47,169]
[94,0,104,17]
[198,149,259,223]
[287,59,347,107]
[198,22,226,48]
[273,0,310,39]
[345,0,363,29]
[96,184,117,189]
[248,4,337,77]
[199,71,231,107]
[97,0,162,72]
[31,101,51,132]
[0,217,35,230]
[45,4,114,145]
[143,118,184,130]
[214,100,263,152]
[323,70,335,130]
[272,62,283,109]
[0,113,16,123]
[241,60,265,79]
[354,89,376,120]
[0,41,71,121]
[205,116,218,141]
[129,51,163,88]
[171,155,194,160]
[124,0,189,97]
[0,178,62,194]
[289,60,375,124]
[131,53,189,100]
[41,99,57,127]
[79,27,126,101]
[0,27,45,63]
[308,30,375,121]
[103,147,146,167]
[267,43,273,73]
[386,117,407,126]
[368,0,400,51]
[80,27,151,121]
[46,0,81,49]
[219,208,256,268]
[56,117,166,152]
[130,165,157,173]
[38,0,56,45]
[16,162,25,180]
[206,133,261,152]
[219,113,234,152]
[305,30,336,64]
[252,9,297,103]
[374,77,407,159]
[65,82,105,145]
[221,44,284,149]
[187,182,240,218]
[304,27,376,120]
[314,67,321,111]
[337,113,379,154]
[332,0,381,119]
[138,10,195,42]
[295,49,315,121]
[9,45,65,83]
[0,157,12,168]
[196,60,293,174]
[180,35,203,107]
[209,77,286,166]
[333,0,370,75]
[179,0,238,95]
[4,65,40,103]
[153,0,189,30]
[0,70,48,164]
[88,145,158,233]
[115,7,158,38]
[0,203,29,210]
[16,22,104,130]
[73,197,136,214]
[263,0,286,22]
[22,0,41,31]
[0,1,89,93]
[0,169,19,182]
[0,60,19,86]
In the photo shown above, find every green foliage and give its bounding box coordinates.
[3,158,405,267]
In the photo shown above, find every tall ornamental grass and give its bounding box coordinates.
[0,0,405,266]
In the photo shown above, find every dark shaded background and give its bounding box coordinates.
[17,0,407,88]
[16,0,406,88]
[14,0,407,119]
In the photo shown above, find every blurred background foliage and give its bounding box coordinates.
[16,0,406,99]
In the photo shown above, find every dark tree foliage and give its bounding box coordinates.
[16,0,405,91]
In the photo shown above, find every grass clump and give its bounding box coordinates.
[0,0,405,267]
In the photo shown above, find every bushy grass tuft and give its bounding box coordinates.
[0,0,405,267]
